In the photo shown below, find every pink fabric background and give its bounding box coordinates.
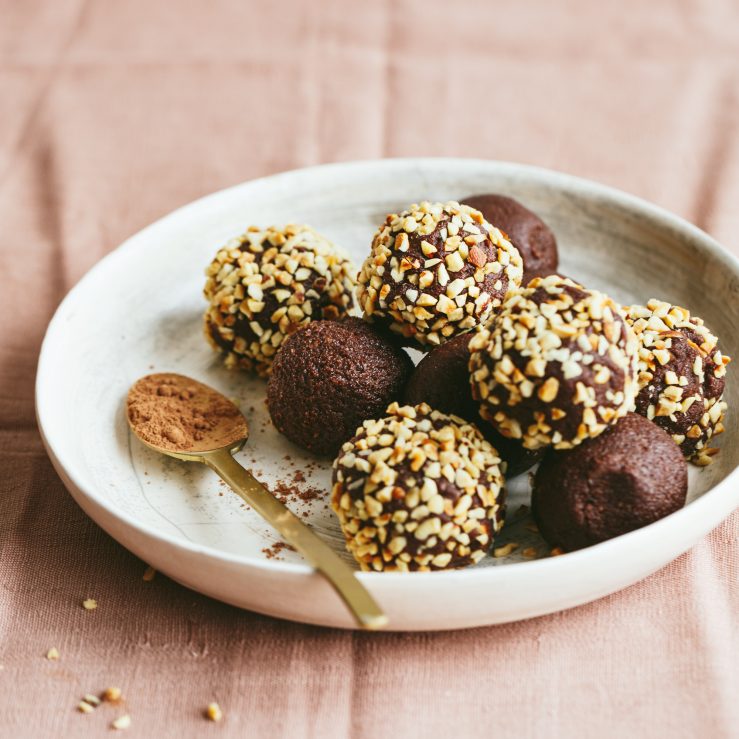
[1,1,738,736]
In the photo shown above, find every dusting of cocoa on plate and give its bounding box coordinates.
[265,477,323,506]
[262,541,296,560]
[127,373,247,453]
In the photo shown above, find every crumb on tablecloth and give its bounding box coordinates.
[112,714,131,730]
[206,702,223,722]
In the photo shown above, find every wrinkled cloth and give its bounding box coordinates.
[1,1,738,737]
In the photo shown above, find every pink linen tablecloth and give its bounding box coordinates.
[1,1,738,736]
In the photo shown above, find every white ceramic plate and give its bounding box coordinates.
[37,159,739,630]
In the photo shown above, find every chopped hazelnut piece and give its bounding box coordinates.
[111,714,131,730]
[103,687,123,703]
[493,542,519,558]
[206,702,223,722]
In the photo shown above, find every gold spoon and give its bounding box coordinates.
[126,372,387,630]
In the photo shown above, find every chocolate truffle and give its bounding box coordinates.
[267,318,413,458]
[204,224,356,377]
[469,275,639,450]
[357,201,523,349]
[463,194,558,283]
[624,299,730,465]
[403,333,543,477]
[331,402,506,571]
[532,413,688,551]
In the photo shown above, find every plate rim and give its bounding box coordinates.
[36,156,739,585]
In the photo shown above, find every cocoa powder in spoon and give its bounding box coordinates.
[127,373,247,453]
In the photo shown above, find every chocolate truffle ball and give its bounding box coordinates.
[403,333,543,477]
[624,299,730,465]
[331,402,506,571]
[204,224,356,377]
[469,275,639,450]
[357,201,523,350]
[463,194,558,283]
[267,318,413,458]
[532,413,688,551]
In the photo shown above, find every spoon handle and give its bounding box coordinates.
[203,448,388,631]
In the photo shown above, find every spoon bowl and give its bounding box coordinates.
[126,373,249,458]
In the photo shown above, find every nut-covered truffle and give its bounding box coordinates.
[403,333,543,477]
[267,319,413,458]
[462,194,558,283]
[204,224,356,377]
[469,275,638,450]
[532,413,688,551]
[624,299,730,465]
[331,402,506,571]
[357,201,523,349]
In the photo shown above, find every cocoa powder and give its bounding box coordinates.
[127,373,247,453]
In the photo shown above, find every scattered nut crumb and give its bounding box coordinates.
[493,542,519,558]
[84,694,101,706]
[142,566,156,582]
[112,714,131,730]
[206,702,223,722]
[82,599,97,611]
[77,701,95,714]
[522,547,538,559]
[46,647,60,661]
[103,687,123,703]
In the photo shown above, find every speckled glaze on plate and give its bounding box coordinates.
[36,159,739,630]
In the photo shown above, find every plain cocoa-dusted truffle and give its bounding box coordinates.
[469,275,639,450]
[331,402,506,571]
[267,318,413,458]
[357,201,523,349]
[203,224,356,377]
[462,194,558,283]
[624,299,730,466]
[403,333,543,477]
[532,413,688,551]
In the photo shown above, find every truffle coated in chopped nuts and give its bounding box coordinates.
[462,194,558,283]
[357,201,523,349]
[331,402,506,571]
[203,224,356,377]
[469,275,639,450]
[532,413,688,551]
[403,332,543,477]
[267,319,414,457]
[624,299,730,465]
